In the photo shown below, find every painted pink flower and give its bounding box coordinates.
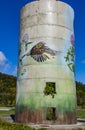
[70,34,75,46]
[23,33,29,42]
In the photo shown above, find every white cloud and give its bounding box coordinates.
[0,51,17,76]
[82,60,85,63]
[0,51,7,66]
[12,66,17,76]
[3,63,11,72]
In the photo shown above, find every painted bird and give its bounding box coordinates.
[20,42,61,62]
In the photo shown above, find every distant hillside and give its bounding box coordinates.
[0,72,16,107]
[0,72,85,107]
[76,81,85,108]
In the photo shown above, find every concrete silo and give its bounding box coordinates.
[15,0,77,124]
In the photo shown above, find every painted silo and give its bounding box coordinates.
[15,0,77,124]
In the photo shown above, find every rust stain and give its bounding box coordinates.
[15,109,44,123]
[15,108,76,124]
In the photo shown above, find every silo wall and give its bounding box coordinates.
[15,0,77,124]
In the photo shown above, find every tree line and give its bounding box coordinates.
[0,72,85,107]
[0,72,16,107]
[76,81,85,108]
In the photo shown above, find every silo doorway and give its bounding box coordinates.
[46,107,56,120]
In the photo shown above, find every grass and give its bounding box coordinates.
[0,109,15,115]
[0,120,32,130]
[0,119,47,130]
[77,109,85,119]
[0,109,85,130]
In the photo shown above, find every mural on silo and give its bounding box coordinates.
[65,34,75,72]
[15,0,77,124]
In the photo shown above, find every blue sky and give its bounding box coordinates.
[0,0,85,84]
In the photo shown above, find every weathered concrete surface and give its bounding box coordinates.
[29,123,85,130]
[16,0,76,124]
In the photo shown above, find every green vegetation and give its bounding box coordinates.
[76,82,85,108]
[44,82,56,98]
[0,72,16,107]
[65,45,74,72]
[0,72,85,130]
[46,107,56,120]
[0,118,33,130]
[0,119,47,130]
[77,109,85,119]
[0,109,15,115]
[0,72,85,108]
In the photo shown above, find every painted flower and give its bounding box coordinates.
[65,35,75,72]
[70,34,74,46]
[22,33,29,43]
[21,33,32,51]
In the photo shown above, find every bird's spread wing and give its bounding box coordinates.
[30,42,61,62]
[20,42,61,63]
[31,53,50,62]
